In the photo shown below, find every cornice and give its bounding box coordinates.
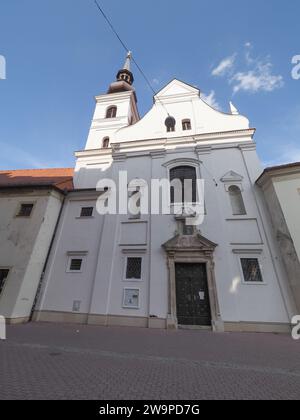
[193,128,255,142]
[75,129,256,161]
[95,90,134,103]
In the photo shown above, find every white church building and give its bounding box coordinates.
[34,54,297,332]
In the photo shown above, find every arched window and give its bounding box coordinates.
[170,166,197,204]
[228,185,246,215]
[106,106,117,119]
[102,137,110,148]
[165,116,176,133]
[182,119,192,131]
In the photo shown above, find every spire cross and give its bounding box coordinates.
[123,51,132,71]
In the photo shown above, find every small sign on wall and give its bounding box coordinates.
[0,316,6,340]
[199,291,205,301]
[123,288,140,309]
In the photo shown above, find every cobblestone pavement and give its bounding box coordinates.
[0,323,300,400]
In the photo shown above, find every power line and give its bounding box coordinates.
[93,0,170,116]
[94,0,129,54]
[199,160,218,187]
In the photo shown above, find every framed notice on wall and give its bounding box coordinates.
[123,288,140,309]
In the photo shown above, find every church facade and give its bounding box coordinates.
[34,55,297,332]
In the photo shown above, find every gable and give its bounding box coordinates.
[220,171,244,183]
[162,233,217,251]
[154,79,200,100]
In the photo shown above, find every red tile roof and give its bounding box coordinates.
[0,168,74,192]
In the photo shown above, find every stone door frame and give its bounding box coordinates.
[163,234,224,332]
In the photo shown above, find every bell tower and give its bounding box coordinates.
[84,52,140,151]
[112,51,134,87]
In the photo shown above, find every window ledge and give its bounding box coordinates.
[241,281,267,286]
[123,279,143,283]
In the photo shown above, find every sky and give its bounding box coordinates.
[0,0,299,170]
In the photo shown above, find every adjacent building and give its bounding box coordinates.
[33,55,297,333]
[0,168,73,323]
[257,162,300,313]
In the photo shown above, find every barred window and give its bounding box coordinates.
[80,207,93,218]
[170,166,197,204]
[126,257,142,280]
[69,259,83,272]
[17,203,34,217]
[0,269,9,296]
[241,258,263,283]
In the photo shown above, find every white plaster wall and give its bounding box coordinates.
[113,80,250,143]
[85,91,138,151]
[273,174,300,261]
[36,79,292,327]
[0,190,64,320]
[36,196,103,315]
[38,146,291,325]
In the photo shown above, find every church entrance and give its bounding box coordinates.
[162,232,224,331]
[175,263,212,327]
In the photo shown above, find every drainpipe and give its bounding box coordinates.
[29,190,68,322]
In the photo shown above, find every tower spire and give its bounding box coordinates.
[115,51,134,86]
[107,52,136,95]
[123,51,132,72]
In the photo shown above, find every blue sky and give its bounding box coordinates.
[0,0,299,169]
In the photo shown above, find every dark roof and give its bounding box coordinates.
[0,168,74,192]
[257,162,300,184]
[263,162,300,172]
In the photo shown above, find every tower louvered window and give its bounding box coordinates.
[106,106,117,119]
[182,119,192,131]
[102,137,110,148]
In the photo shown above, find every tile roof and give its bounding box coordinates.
[0,168,74,192]
[262,162,300,172]
[256,162,300,184]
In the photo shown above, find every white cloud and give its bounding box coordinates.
[231,62,284,94]
[212,54,236,77]
[211,44,284,95]
[201,90,221,110]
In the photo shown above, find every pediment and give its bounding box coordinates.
[154,79,200,100]
[162,233,217,252]
[220,171,244,183]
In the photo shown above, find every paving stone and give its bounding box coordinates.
[0,323,300,400]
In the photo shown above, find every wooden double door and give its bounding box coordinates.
[175,263,212,327]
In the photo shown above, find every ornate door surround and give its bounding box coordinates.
[162,233,224,332]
